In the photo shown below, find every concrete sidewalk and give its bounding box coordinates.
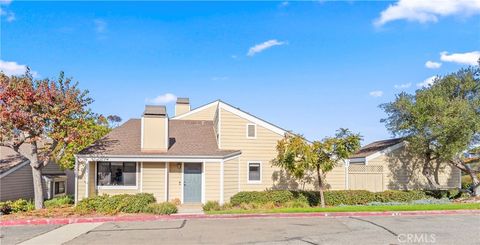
[19,222,103,245]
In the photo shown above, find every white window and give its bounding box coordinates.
[246,124,256,139]
[97,162,137,188]
[247,162,262,183]
[54,181,66,196]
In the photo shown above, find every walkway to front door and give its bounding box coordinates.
[183,162,202,203]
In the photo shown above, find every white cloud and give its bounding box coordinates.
[247,39,286,56]
[425,60,442,69]
[394,83,412,89]
[0,60,38,77]
[94,19,107,33]
[0,1,15,22]
[374,0,480,26]
[417,76,437,88]
[280,1,289,7]
[145,93,177,105]
[0,0,12,5]
[369,90,384,97]
[440,51,480,65]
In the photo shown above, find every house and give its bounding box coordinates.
[74,98,461,205]
[0,145,74,202]
[75,98,291,204]
[347,138,461,191]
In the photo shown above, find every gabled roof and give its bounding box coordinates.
[0,146,28,175]
[78,119,240,158]
[172,100,289,136]
[350,138,405,159]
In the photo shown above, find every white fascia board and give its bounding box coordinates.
[0,160,29,179]
[171,101,219,120]
[365,141,406,162]
[218,101,287,136]
[76,152,241,162]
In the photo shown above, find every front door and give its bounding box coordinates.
[183,163,202,203]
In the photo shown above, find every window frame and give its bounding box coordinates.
[246,123,257,139]
[53,180,66,196]
[247,161,262,184]
[96,161,139,190]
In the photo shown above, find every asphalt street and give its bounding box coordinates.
[1,214,479,245]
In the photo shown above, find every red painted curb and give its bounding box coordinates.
[1,209,479,226]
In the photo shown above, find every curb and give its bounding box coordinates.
[1,209,479,226]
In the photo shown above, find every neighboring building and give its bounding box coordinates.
[348,138,461,191]
[0,145,73,202]
[74,98,461,205]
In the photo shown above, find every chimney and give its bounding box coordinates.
[175,97,190,117]
[141,105,168,152]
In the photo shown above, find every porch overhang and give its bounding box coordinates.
[75,151,241,163]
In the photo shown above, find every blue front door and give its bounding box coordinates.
[184,163,202,203]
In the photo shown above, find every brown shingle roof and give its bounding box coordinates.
[350,138,404,158]
[78,119,240,157]
[0,146,28,174]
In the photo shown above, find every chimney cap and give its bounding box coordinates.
[176,97,190,104]
[143,105,167,116]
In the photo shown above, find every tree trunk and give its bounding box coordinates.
[422,154,440,189]
[449,158,479,197]
[30,141,44,209]
[316,166,326,208]
[465,164,480,197]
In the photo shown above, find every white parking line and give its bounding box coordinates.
[19,222,103,245]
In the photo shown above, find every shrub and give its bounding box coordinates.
[0,202,12,215]
[10,199,34,213]
[230,190,295,206]
[374,190,427,203]
[424,190,467,200]
[203,201,221,211]
[145,202,177,215]
[230,190,435,208]
[44,195,74,208]
[461,174,480,189]
[170,198,181,206]
[75,193,157,214]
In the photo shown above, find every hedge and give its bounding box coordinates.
[230,190,431,207]
[76,193,159,214]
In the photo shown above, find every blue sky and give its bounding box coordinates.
[1,1,479,144]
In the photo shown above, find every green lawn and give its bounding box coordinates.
[206,203,480,215]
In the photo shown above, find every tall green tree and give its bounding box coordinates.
[381,65,480,196]
[274,129,361,207]
[55,115,118,170]
[0,71,96,209]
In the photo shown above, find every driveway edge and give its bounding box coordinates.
[2,209,479,226]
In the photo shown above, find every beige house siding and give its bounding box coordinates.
[219,109,284,192]
[88,162,96,197]
[205,162,220,202]
[325,165,346,190]
[0,163,34,201]
[142,162,166,202]
[179,104,217,120]
[365,145,460,190]
[142,117,168,151]
[168,162,182,202]
[76,161,88,202]
[223,157,239,202]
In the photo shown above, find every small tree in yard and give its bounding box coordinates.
[274,129,361,207]
[0,71,96,209]
[381,64,480,196]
